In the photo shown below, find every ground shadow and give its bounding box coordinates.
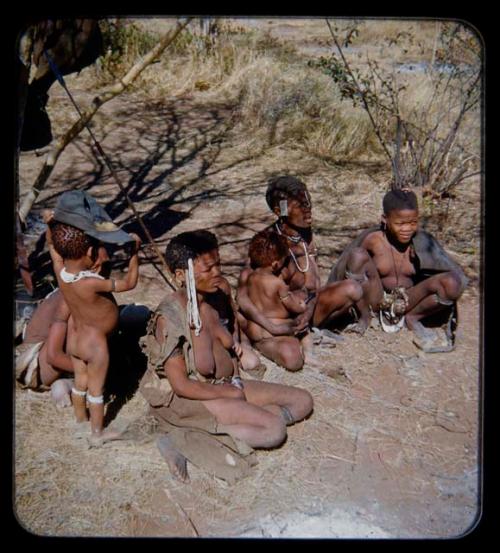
[103,305,151,426]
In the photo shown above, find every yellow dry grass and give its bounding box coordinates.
[14,16,483,538]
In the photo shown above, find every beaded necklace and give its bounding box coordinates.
[275,223,310,273]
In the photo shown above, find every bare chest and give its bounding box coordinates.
[370,240,416,284]
[285,240,319,291]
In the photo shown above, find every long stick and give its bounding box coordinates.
[18,17,192,225]
[19,17,194,289]
[49,58,178,289]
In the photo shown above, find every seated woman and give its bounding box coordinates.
[328,188,468,351]
[237,176,363,363]
[239,229,309,372]
[140,229,313,483]
[202,273,267,379]
[16,288,75,407]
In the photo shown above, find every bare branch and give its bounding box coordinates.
[18,17,193,223]
[325,18,394,165]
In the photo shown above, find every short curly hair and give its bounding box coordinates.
[165,230,219,272]
[265,175,308,211]
[50,222,97,260]
[383,189,418,214]
[249,229,289,269]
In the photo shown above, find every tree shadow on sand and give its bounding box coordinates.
[23,100,234,294]
[103,329,149,427]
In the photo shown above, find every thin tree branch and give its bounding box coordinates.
[325,18,394,165]
[18,17,193,223]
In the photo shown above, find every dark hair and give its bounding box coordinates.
[249,229,289,269]
[165,230,219,272]
[382,189,418,214]
[265,176,308,210]
[51,222,97,260]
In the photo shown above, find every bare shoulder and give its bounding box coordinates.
[264,273,283,293]
[361,230,383,251]
[218,276,233,296]
[238,266,253,286]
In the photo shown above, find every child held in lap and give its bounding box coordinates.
[243,229,309,371]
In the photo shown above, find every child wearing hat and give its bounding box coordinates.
[44,191,141,446]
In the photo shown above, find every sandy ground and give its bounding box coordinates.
[14,18,482,539]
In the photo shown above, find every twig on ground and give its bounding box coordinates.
[163,487,200,537]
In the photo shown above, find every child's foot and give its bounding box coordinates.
[70,419,91,440]
[157,435,190,483]
[50,379,74,408]
[87,427,126,448]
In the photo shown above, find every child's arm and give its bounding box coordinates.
[43,210,66,279]
[237,269,294,336]
[277,280,307,314]
[89,234,142,294]
[113,233,141,292]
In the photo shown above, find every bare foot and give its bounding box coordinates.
[157,435,190,483]
[70,419,91,440]
[408,320,453,353]
[311,327,343,344]
[87,427,126,448]
[407,319,437,340]
[304,348,320,366]
[51,379,74,408]
[344,318,369,335]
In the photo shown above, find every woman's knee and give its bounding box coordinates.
[279,343,304,372]
[440,271,463,301]
[241,346,261,371]
[340,279,363,303]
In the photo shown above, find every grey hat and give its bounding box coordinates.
[53,190,134,245]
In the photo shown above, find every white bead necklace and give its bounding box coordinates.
[275,223,310,273]
[60,267,105,283]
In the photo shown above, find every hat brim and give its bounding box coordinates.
[53,209,134,245]
[85,228,135,245]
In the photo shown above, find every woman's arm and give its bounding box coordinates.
[278,281,307,314]
[46,299,73,372]
[164,355,245,401]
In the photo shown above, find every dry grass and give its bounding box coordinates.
[14,297,480,537]
[15,17,482,537]
[53,17,482,172]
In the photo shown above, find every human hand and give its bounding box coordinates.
[293,312,311,334]
[269,320,295,335]
[41,209,54,224]
[127,233,142,254]
[232,341,243,358]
